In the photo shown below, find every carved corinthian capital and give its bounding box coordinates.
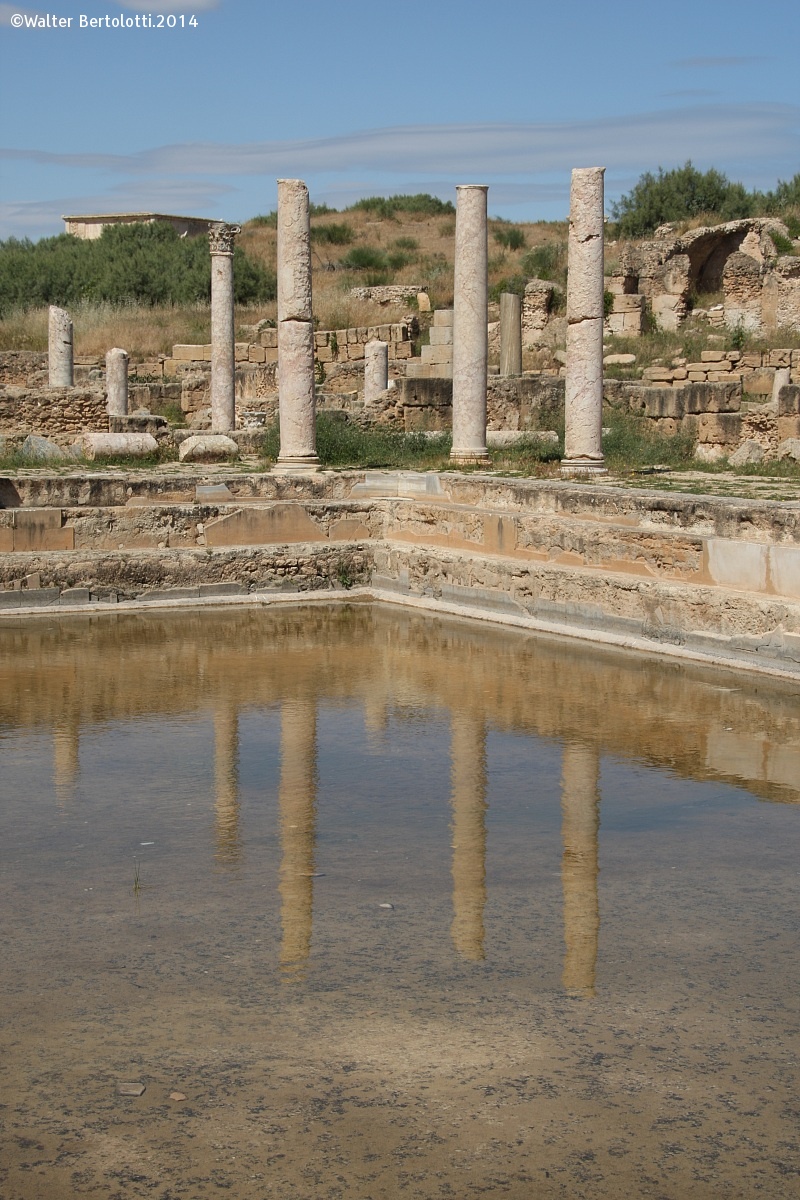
[208,221,241,256]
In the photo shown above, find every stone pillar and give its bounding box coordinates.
[560,742,600,997]
[771,367,791,410]
[214,703,241,865]
[48,305,73,387]
[208,221,240,433]
[105,347,129,417]
[499,292,522,376]
[450,185,490,465]
[450,711,488,961]
[364,339,389,404]
[279,698,318,978]
[561,167,607,475]
[275,179,320,472]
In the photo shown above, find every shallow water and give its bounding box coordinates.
[1,603,799,1199]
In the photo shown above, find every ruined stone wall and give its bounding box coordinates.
[0,387,107,437]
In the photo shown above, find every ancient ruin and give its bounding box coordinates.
[209,221,240,433]
[48,306,73,388]
[275,179,320,473]
[450,185,490,465]
[105,347,128,417]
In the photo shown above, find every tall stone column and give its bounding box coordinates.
[275,179,320,472]
[105,347,129,417]
[450,711,488,961]
[450,185,490,465]
[214,703,241,865]
[561,167,607,475]
[364,339,389,404]
[48,305,73,387]
[209,221,240,433]
[499,292,522,375]
[279,698,318,978]
[560,742,600,997]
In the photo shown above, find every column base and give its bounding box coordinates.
[450,450,491,466]
[560,457,607,477]
[273,455,322,475]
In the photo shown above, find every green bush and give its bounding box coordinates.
[493,227,526,250]
[347,194,455,219]
[339,246,388,271]
[521,242,566,281]
[393,237,419,251]
[488,275,527,304]
[770,230,796,255]
[310,222,354,245]
[0,223,276,316]
[610,162,755,237]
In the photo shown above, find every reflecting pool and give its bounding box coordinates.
[1,604,799,1198]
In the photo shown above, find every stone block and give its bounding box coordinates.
[642,366,674,383]
[235,343,250,362]
[612,294,645,313]
[428,327,454,346]
[19,588,61,608]
[392,343,412,360]
[777,385,800,416]
[178,434,239,462]
[701,350,726,362]
[162,358,180,376]
[417,292,431,312]
[12,508,74,551]
[264,347,279,364]
[316,346,334,363]
[768,349,792,368]
[740,353,763,368]
[744,370,775,396]
[421,344,454,365]
[778,417,800,440]
[698,413,742,444]
[684,383,741,414]
[172,345,203,361]
[260,329,278,349]
[347,343,365,360]
[433,308,454,327]
[83,433,158,460]
[60,588,91,605]
[643,389,686,419]
[707,538,768,592]
[770,544,800,599]
[248,345,266,363]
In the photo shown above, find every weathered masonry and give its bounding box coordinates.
[1,471,799,679]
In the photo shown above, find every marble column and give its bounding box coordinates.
[275,179,320,472]
[364,339,389,404]
[561,167,607,475]
[499,292,522,376]
[560,742,600,997]
[450,185,490,465]
[105,347,129,417]
[209,221,240,433]
[450,711,488,961]
[279,698,318,978]
[214,703,241,865]
[48,305,73,387]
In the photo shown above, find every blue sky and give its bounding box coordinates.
[0,0,797,240]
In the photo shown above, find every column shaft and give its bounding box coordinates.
[105,347,129,417]
[499,292,522,375]
[48,306,73,387]
[364,339,389,404]
[451,185,490,464]
[275,179,320,471]
[209,222,240,433]
[561,167,607,474]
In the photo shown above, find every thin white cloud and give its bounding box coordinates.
[121,0,220,11]
[672,56,768,68]
[0,4,43,24]
[2,104,797,178]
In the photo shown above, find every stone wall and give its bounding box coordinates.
[0,387,107,437]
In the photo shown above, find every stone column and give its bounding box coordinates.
[105,347,129,417]
[499,292,522,375]
[48,305,73,387]
[450,711,488,961]
[214,703,241,865]
[279,698,318,978]
[450,185,490,465]
[275,179,320,472]
[560,742,600,997]
[208,221,241,433]
[561,167,607,475]
[364,339,389,404]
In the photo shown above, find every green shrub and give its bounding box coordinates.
[770,230,796,255]
[339,245,388,271]
[493,227,526,250]
[488,275,527,303]
[393,237,419,251]
[347,194,455,219]
[603,290,615,318]
[249,211,278,227]
[522,242,566,281]
[309,202,337,216]
[310,222,354,245]
[610,162,754,237]
[0,223,275,316]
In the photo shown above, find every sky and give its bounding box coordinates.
[0,0,798,240]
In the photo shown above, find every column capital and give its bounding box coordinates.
[208,221,241,256]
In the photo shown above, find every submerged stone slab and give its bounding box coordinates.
[178,434,238,462]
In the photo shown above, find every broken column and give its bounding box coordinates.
[364,339,389,404]
[561,168,607,475]
[499,292,522,375]
[450,185,490,464]
[105,347,129,417]
[48,305,73,387]
[275,179,320,472]
[208,221,240,433]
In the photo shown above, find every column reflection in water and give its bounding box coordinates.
[53,714,80,807]
[278,698,318,980]
[450,712,488,961]
[214,703,242,865]
[560,742,600,997]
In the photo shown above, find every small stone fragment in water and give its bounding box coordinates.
[117,1082,146,1097]
[379,903,394,910]
[169,1091,187,1101]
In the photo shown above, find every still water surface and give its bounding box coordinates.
[1,604,799,1198]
